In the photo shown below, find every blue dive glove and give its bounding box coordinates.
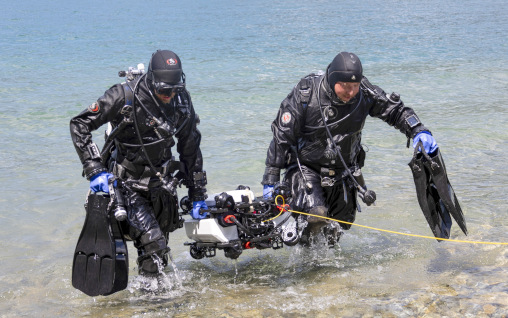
[191,200,209,220]
[263,184,274,199]
[90,171,113,193]
[413,131,438,154]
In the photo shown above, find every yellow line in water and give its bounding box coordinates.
[288,209,508,245]
[264,195,506,245]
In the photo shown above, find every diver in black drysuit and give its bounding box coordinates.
[261,52,438,245]
[70,50,208,275]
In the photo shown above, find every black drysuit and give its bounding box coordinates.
[262,73,429,229]
[70,75,205,272]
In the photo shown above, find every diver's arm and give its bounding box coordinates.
[262,86,305,185]
[69,84,124,179]
[175,91,206,201]
[362,77,429,139]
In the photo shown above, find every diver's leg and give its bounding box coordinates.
[148,188,183,267]
[285,166,329,244]
[126,190,168,276]
[325,181,357,228]
[150,187,182,239]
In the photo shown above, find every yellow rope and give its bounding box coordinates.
[288,209,508,245]
[261,195,506,245]
[261,195,286,223]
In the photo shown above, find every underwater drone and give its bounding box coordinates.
[179,183,300,259]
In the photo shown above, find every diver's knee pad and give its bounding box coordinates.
[301,205,329,240]
[306,206,329,225]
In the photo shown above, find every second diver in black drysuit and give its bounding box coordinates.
[261,52,442,246]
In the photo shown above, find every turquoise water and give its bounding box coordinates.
[1,0,507,316]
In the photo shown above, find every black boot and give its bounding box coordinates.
[137,240,169,276]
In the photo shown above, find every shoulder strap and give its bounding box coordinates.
[119,82,136,118]
[122,82,134,106]
[104,83,135,145]
[299,76,313,109]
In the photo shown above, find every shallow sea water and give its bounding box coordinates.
[0,0,507,317]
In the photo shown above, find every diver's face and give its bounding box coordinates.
[334,81,360,103]
[154,91,175,104]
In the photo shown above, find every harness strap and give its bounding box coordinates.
[299,77,312,109]
[122,82,135,107]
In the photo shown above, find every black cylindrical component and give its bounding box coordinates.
[362,190,377,206]
[179,196,191,213]
[189,245,206,259]
[162,177,179,195]
[390,92,400,102]
[113,187,127,221]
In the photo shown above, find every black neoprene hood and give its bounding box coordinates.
[327,52,363,89]
[148,50,183,84]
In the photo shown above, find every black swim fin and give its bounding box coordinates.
[409,142,467,240]
[72,193,129,296]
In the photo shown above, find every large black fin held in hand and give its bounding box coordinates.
[104,207,129,296]
[72,193,129,296]
[408,142,467,240]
